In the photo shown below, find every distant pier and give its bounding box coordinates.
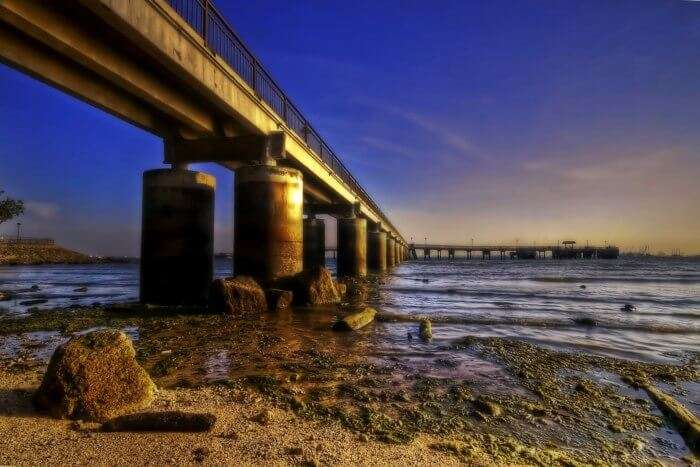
[404,241,619,260]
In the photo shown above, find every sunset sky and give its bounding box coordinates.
[1,0,699,255]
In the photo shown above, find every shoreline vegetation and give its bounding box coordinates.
[0,242,135,265]
[0,296,698,465]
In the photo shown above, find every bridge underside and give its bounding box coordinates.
[0,0,407,304]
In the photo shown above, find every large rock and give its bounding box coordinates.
[278,267,340,306]
[210,276,267,315]
[34,329,155,421]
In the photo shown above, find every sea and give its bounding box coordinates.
[1,257,697,365]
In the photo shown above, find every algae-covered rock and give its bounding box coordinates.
[34,329,155,421]
[279,267,339,306]
[210,276,267,315]
[419,319,433,341]
[266,289,293,312]
[333,307,376,331]
[101,411,216,432]
[474,397,502,417]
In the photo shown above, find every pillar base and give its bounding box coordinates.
[140,168,215,305]
[337,217,367,277]
[367,229,387,272]
[234,164,303,283]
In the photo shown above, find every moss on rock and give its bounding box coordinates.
[34,329,155,421]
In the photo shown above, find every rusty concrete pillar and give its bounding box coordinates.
[367,223,387,273]
[337,217,367,277]
[303,215,325,270]
[140,168,215,305]
[234,164,303,283]
[386,235,395,268]
[395,241,401,264]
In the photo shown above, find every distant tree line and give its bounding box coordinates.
[0,191,24,225]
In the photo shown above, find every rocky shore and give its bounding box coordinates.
[0,269,698,464]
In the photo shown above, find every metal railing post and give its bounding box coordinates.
[202,0,209,43]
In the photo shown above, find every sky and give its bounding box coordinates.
[1,0,699,255]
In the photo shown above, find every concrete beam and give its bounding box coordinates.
[165,132,286,165]
[0,23,168,135]
[0,0,217,134]
[304,203,359,219]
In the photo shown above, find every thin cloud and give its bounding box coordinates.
[24,201,60,220]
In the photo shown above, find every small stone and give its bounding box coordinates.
[286,446,304,456]
[73,286,88,293]
[0,291,13,301]
[333,307,376,331]
[579,285,586,289]
[474,397,502,417]
[19,299,48,306]
[29,285,40,291]
[265,289,293,312]
[358,433,369,442]
[192,447,209,463]
[419,319,432,341]
[253,409,273,425]
[621,303,636,312]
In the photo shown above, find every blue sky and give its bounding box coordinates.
[1,0,699,255]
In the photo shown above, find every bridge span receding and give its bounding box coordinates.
[0,0,409,304]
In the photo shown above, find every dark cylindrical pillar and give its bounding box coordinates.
[140,168,215,305]
[303,216,325,270]
[337,217,367,277]
[234,164,303,283]
[367,227,387,273]
[395,241,401,264]
[386,235,395,268]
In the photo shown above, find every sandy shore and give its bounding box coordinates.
[0,305,698,465]
[0,369,463,466]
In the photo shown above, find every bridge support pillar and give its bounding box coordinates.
[140,168,215,305]
[234,164,303,283]
[303,215,325,270]
[337,217,367,277]
[386,235,396,268]
[367,224,387,273]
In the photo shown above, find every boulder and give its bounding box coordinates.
[0,291,13,302]
[279,267,340,306]
[34,329,155,421]
[333,307,376,331]
[266,289,293,312]
[210,276,267,315]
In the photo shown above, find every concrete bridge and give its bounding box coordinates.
[0,0,408,304]
[410,244,620,260]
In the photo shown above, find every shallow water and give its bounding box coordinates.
[0,257,698,365]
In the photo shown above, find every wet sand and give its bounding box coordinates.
[0,370,461,466]
[0,304,698,465]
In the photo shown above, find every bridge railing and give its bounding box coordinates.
[166,0,399,237]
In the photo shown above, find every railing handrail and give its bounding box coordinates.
[166,0,401,238]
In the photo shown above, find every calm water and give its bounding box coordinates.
[0,257,698,366]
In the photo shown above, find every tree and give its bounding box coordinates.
[0,191,24,225]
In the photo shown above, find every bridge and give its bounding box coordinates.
[0,0,408,304]
[409,243,620,260]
